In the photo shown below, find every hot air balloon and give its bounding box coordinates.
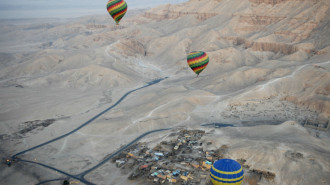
[106,0,128,25]
[187,51,209,76]
[210,158,244,185]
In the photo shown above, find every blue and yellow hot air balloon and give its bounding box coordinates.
[187,51,209,76]
[210,159,244,185]
[106,0,128,25]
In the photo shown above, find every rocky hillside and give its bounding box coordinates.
[142,0,329,56]
[126,0,330,122]
[0,0,328,126]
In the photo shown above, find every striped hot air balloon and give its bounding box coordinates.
[187,51,209,76]
[106,0,128,25]
[210,159,244,185]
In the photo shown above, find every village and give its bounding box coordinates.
[111,129,230,185]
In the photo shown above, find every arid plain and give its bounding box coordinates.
[0,0,329,184]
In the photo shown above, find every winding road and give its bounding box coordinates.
[9,77,170,185]
[12,78,167,158]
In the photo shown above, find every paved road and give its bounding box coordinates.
[12,78,167,158]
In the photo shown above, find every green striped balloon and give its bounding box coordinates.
[187,51,209,76]
[106,0,128,24]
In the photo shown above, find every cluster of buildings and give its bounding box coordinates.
[112,129,228,184]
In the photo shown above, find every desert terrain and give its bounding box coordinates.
[0,0,329,184]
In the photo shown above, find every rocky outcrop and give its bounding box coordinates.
[221,36,323,55]
[220,36,299,54]
[234,14,324,43]
[250,42,297,54]
[249,0,319,5]
[85,24,107,29]
[143,11,218,21]
[237,14,285,25]
[111,39,146,57]
[250,169,276,180]
[282,95,330,120]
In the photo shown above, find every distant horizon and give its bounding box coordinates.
[0,0,188,19]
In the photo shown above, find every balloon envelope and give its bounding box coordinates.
[187,51,209,75]
[210,159,244,185]
[106,0,128,24]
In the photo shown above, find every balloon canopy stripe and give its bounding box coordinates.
[211,174,244,182]
[192,61,208,73]
[114,11,126,22]
[187,52,205,60]
[109,2,126,14]
[210,174,244,185]
[188,52,206,62]
[211,166,243,175]
[107,0,123,10]
[113,6,127,20]
[188,54,208,67]
[211,168,244,180]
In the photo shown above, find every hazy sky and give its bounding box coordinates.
[0,0,188,19]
